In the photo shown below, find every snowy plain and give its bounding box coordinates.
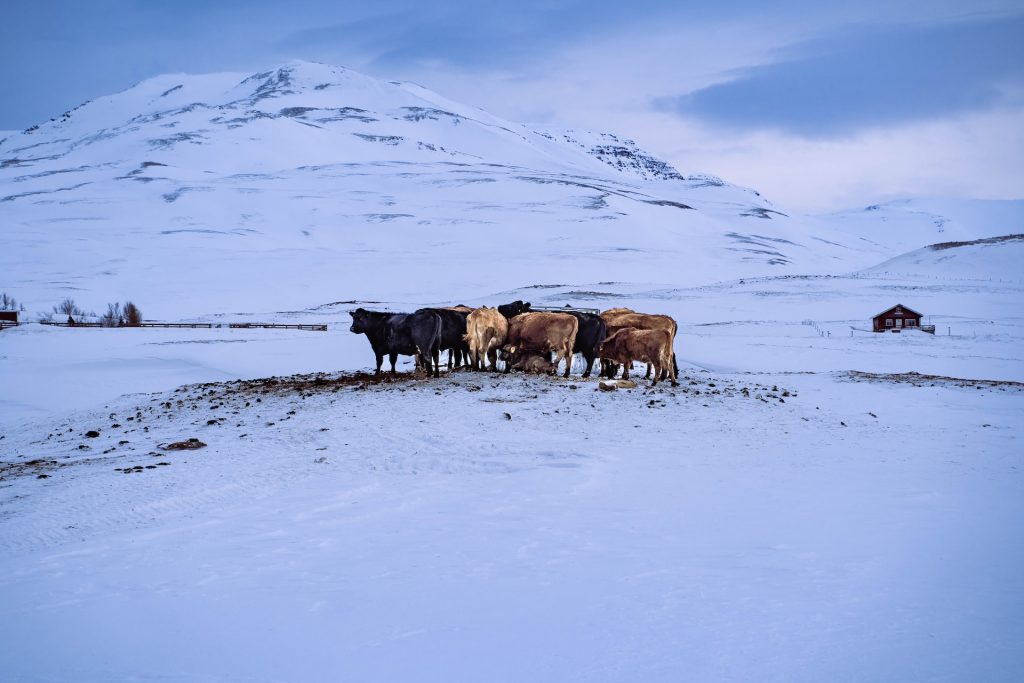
[1,62,1023,681]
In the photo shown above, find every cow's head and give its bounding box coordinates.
[597,328,626,355]
[349,308,369,334]
[497,300,532,319]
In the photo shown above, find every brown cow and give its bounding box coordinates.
[445,305,475,314]
[598,328,678,386]
[503,312,579,378]
[464,306,508,372]
[600,308,678,380]
[511,352,556,374]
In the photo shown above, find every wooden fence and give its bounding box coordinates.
[36,321,327,331]
[40,320,103,327]
[229,323,328,331]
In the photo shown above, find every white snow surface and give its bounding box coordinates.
[2,60,1023,682]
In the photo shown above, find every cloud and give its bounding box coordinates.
[659,15,1024,137]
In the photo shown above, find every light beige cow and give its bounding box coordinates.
[464,306,508,371]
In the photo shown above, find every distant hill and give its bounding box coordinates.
[860,234,1024,281]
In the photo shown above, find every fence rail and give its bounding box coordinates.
[228,323,328,331]
[40,320,104,327]
[37,321,327,331]
[529,306,601,315]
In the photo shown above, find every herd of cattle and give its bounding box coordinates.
[349,301,679,386]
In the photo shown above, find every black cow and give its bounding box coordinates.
[497,300,531,319]
[564,311,607,378]
[424,308,471,370]
[350,308,442,377]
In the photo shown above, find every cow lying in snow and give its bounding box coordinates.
[510,352,555,374]
[598,328,678,386]
[502,311,578,378]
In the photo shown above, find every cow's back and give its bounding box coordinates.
[508,312,578,348]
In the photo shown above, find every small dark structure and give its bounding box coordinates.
[0,310,18,329]
[873,304,924,333]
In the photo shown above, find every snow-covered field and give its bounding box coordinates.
[2,61,1023,681]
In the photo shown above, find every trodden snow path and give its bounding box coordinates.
[1,369,1021,682]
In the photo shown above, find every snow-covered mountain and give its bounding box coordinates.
[0,61,859,317]
[2,60,1021,318]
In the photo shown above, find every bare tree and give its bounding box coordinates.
[0,292,25,312]
[54,297,85,318]
[100,302,123,327]
[123,301,143,326]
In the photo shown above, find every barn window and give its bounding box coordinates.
[906,319,915,326]
[885,319,893,327]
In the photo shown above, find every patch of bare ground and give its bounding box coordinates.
[187,370,419,400]
[2,369,797,484]
[0,458,66,481]
[844,371,1024,391]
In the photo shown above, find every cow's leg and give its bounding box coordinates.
[621,361,630,380]
[389,352,399,375]
[562,343,572,378]
[432,347,441,378]
[582,352,595,378]
[645,362,652,379]
[375,352,384,375]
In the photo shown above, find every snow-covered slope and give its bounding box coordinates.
[821,198,1024,255]
[1,60,880,318]
[861,233,1024,281]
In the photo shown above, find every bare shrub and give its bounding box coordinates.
[123,301,143,326]
[54,297,85,318]
[100,302,123,327]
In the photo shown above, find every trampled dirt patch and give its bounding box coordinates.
[187,370,418,400]
[0,458,65,481]
[844,370,1024,391]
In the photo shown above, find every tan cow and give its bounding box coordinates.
[464,306,508,371]
[503,312,579,378]
[600,308,678,380]
[598,328,678,386]
[511,352,556,374]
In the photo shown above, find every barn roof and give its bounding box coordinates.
[873,303,922,319]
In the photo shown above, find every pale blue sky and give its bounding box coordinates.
[3,0,1022,209]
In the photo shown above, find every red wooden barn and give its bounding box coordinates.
[872,304,922,332]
